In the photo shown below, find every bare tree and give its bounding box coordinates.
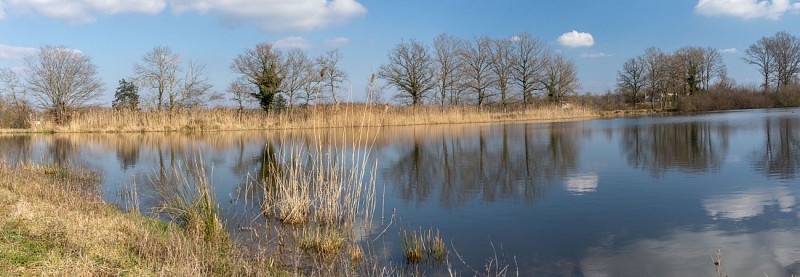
[490,37,514,106]
[283,49,312,110]
[433,33,462,108]
[663,52,687,104]
[316,49,348,105]
[227,78,252,113]
[0,68,25,106]
[300,63,323,106]
[460,36,496,106]
[642,47,668,108]
[177,60,213,109]
[541,54,580,103]
[231,42,286,111]
[617,57,647,104]
[701,47,726,91]
[511,32,547,105]
[0,68,32,128]
[768,31,800,90]
[744,37,775,92]
[378,39,436,106]
[134,46,179,111]
[23,46,102,124]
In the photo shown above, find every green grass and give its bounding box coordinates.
[0,223,63,269]
[0,162,283,276]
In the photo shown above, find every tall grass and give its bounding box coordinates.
[261,124,379,255]
[151,154,227,244]
[36,104,598,133]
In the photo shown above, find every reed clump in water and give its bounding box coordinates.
[261,125,378,256]
[400,227,447,263]
[151,155,227,245]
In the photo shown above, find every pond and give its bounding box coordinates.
[2,108,799,276]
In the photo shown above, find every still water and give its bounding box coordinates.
[2,108,800,276]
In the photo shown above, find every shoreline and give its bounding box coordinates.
[0,163,282,276]
[0,105,665,134]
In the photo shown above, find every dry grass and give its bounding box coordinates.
[0,162,282,276]
[261,125,379,259]
[150,155,227,244]
[18,104,598,133]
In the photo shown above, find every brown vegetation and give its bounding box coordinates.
[1,103,598,133]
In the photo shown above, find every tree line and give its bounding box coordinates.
[1,31,799,126]
[378,32,579,107]
[0,43,352,125]
[616,31,800,109]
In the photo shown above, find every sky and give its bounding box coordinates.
[1,0,800,107]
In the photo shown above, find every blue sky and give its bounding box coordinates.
[1,0,800,106]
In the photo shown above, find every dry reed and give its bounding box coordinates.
[32,104,597,133]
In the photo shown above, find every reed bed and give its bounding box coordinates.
[260,123,379,263]
[42,104,597,133]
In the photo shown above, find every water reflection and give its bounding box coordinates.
[703,187,796,221]
[580,228,800,276]
[382,122,583,207]
[1,108,799,275]
[621,121,729,175]
[751,117,800,180]
[564,173,599,194]
[0,135,32,164]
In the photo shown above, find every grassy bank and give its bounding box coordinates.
[0,162,280,276]
[2,104,599,133]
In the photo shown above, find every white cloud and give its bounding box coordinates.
[170,0,367,31]
[324,37,350,47]
[564,173,599,193]
[1,0,366,31]
[720,48,738,54]
[0,44,37,60]
[703,187,795,220]
[695,0,800,20]
[273,36,311,49]
[4,0,166,23]
[580,51,614,58]
[557,30,595,48]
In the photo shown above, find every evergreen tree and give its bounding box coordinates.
[112,78,139,110]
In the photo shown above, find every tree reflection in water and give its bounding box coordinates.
[751,117,800,180]
[620,121,730,176]
[383,122,583,207]
[0,135,32,164]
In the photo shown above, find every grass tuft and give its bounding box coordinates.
[400,227,448,263]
